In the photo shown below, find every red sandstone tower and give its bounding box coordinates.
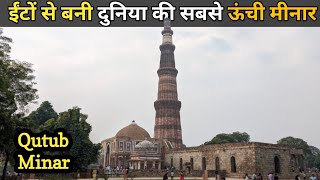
[154,19,183,149]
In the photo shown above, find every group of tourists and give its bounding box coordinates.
[163,171,185,180]
[295,174,318,180]
[244,172,318,180]
[244,172,270,180]
[106,165,126,171]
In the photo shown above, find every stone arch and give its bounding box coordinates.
[180,158,183,170]
[105,144,110,167]
[274,156,281,174]
[202,157,207,170]
[231,156,236,173]
[215,157,220,170]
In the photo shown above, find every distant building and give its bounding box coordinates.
[101,120,164,170]
[100,19,305,179]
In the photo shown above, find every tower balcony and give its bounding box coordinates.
[159,44,175,51]
[162,28,173,35]
[157,67,178,76]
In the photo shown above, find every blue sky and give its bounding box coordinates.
[4,27,320,148]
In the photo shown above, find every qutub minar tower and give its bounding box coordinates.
[154,18,183,149]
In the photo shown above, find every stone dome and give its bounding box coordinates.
[135,140,155,148]
[115,120,150,139]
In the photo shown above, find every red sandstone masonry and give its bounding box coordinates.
[154,19,183,149]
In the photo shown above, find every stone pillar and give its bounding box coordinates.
[138,161,141,170]
[153,161,156,169]
[144,161,147,169]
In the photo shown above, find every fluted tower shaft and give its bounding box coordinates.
[154,19,183,149]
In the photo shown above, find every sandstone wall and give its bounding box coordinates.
[165,142,304,179]
[254,144,303,179]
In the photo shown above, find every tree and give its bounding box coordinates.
[204,132,250,145]
[41,107,101,170]
[0,28,38,180]
[277,137,311,155]
[315,154,320,169]
[309,146,320,156]
[231,132,250,143]
[305,146,320,168]
[277,137,320,169]
[28,101,58,125]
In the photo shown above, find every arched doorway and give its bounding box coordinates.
[215,157,220,170]
[290,155,297,172]
[298,155,305,169]
[202,157,206,170]
[274,156,281,174]
[118,156,124,167]
[231,156,236,173]
[105,144,110,167]
[190,158,194,170]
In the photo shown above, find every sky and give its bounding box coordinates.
[3,27,320,148]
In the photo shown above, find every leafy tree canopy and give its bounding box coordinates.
[277,136,311,155]
[309,146,320,156]
[28,101,58,125]
[204,132,250,145]
[314,155,320,170]
[277,136,320,169]
[40,107,101,170]
[0,28,38,180]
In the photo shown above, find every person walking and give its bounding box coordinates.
[267,173,274,180]
[123,170,128,180]
[180,171,184,180]
[245,174,250,180]
[303,172,307,180]
[296,175,301,180]
[171,170,174,180]
[123,168,129,180]
[163,173,168,180]
[252,173,257,180]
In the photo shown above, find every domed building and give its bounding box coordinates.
[101,121,164,169]
[129,140,162,170]
[115,120,150,140]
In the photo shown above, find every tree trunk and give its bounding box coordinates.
[1,151,9,180]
